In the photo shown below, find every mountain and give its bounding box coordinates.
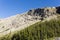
[0,6,60,40]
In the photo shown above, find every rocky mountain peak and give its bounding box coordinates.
[0,6,60,36]
[27,6,60,20]
[28,7,56,16]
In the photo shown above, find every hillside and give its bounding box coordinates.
[0,16,60,40]
[0,6,60,40]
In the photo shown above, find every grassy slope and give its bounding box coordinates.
[0,17,60,40]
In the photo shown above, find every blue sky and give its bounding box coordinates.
[0,0,60,18]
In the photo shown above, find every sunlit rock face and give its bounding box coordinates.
[56,6,60,14]
[27,7,56,20]
[28,7,56,16]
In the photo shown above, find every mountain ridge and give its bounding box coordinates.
[0,6,60,36]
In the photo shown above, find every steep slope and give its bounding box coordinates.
[0,16,60,40]
[0,12,40,36]
[0,6,60,37]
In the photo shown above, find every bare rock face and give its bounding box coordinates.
[27,7,57,20]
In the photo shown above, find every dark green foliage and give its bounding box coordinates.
[11,33,20,40]
[0,19,60,40]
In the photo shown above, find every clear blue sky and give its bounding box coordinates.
[0,0,60,18]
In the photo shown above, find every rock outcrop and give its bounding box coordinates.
[27,7,57,20]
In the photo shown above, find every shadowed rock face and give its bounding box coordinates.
[34,8,44,16]
[56,6,60,14]
[28,8,44,16]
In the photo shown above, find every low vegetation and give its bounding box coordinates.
[0,18,60,40]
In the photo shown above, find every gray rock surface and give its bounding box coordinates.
[27,7,57,20]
